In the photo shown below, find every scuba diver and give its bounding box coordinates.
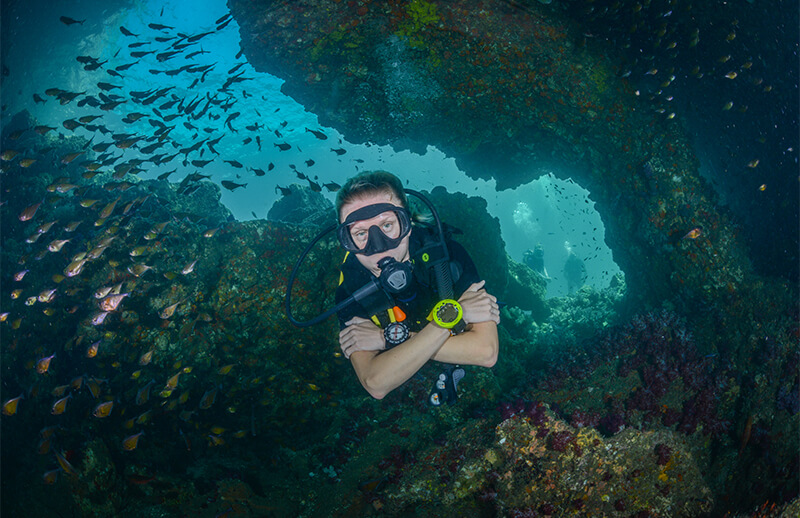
[285,171,499,403]
[562,241,587,294]
[523,243,550,281]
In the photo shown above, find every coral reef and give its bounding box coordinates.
[0,119,796,517]
[382,403,713,516]
[1,2,797,516]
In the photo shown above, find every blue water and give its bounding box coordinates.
[0,0,621,297]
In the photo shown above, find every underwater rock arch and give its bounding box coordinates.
[229,0,786,355]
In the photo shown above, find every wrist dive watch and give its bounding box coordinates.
[384,321,410,347]
[431,299,466,335]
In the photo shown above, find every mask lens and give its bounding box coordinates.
[338,203,411,255]
[348,210,400,249]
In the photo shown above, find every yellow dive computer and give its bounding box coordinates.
[432,299,466,334]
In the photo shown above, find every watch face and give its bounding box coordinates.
[437,303,458,323]
[387,325,405,341]
[385,322,409,345]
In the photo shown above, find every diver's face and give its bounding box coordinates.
[340,191,411,277]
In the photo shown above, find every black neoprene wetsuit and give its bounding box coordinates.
[335,227,480,334]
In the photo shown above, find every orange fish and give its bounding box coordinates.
[51,384,70,397]
[199,386,218,410]
[47,239,71,252]
[83,161,102,171]
[99,196,121,219]
[93,400,114,418]
[683,227,702,240]
[165,372,181,390]
[91,311,110,325]
[218,364,235,375]
[181,260,198,275]
[60,151,84,164]
[86,378,106,399]
[139,349,154,366]
[51,394,71,415]
[40,425,59,439]
[18,157,37,168]
[64,258,89,277]
[160,300,182,319]
[38,288,57,303]
[136,380,155,406]
[38,437,52,455]
[94,285,114,299]
[135,410,153,425]
[207,434,225,447]
[122,431,144,451]
[63,220,83,232]
[99,293,129,312]
[55,450,80,477]
[1,149,20,161]
[42,469,59,485]
[86,340,100,358]
[37,353,56,374]
[86,245,109,259]
[70,375,84,391]
[19,201,43,221]
[127,263,154,277]
[151,220,169,234]
[52,183,80,193]
[97,235,117,248]
[129,245,148,257]
[36,220,58,234]
[2,394,23,416]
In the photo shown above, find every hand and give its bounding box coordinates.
[458,280,500,325]
[339,316,386,359]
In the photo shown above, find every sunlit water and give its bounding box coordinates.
[2,0,620,297]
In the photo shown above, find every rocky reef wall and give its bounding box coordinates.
[224,0,799,514]
[227,0,784,341]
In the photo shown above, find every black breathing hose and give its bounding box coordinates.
[284,223,342,327]
[404,189,454,299]
[284,189,454,327]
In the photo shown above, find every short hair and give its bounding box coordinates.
[335,170,408,219]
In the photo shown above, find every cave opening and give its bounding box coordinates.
[492,173,623,300]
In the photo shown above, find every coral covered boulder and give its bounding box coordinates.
[383,403,713,517]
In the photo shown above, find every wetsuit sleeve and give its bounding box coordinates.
[449,240,481,297]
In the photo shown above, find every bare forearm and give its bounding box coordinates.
[351,324,451,399]
[430,321,498,367]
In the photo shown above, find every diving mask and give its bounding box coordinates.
[337,203,412,255]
